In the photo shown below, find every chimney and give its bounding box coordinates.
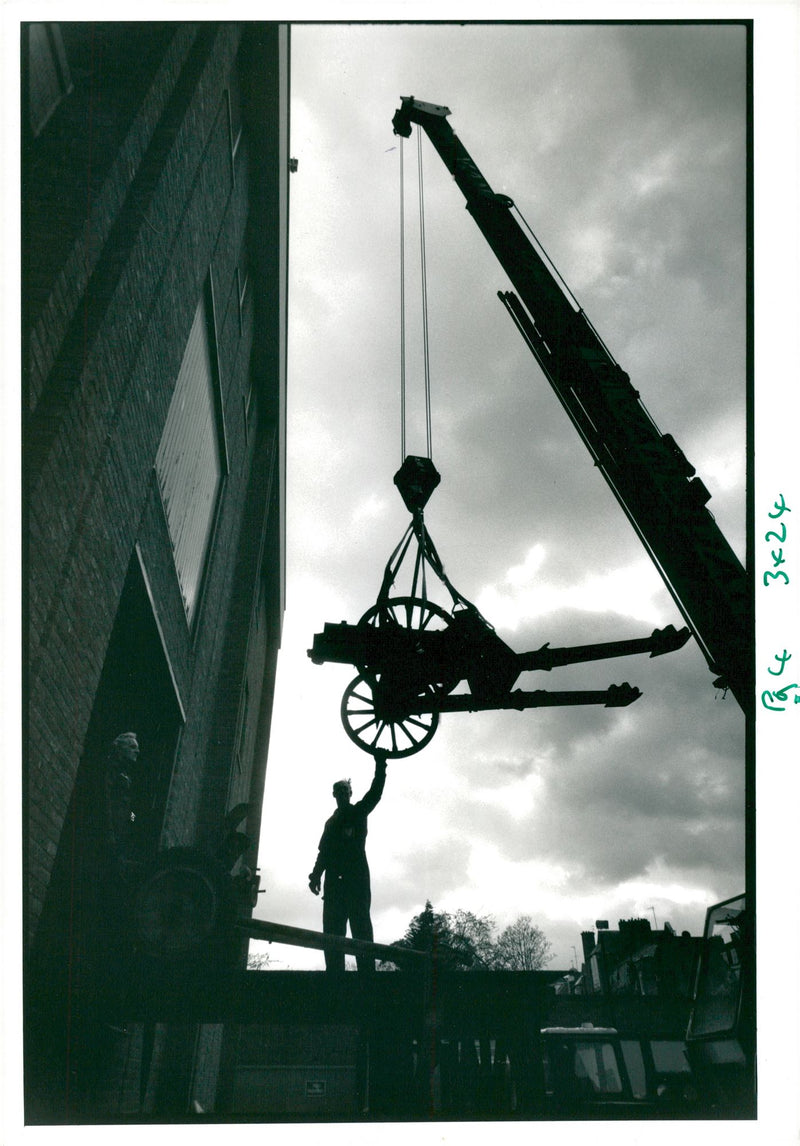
[581,930,595,963]
[618,918,652,950]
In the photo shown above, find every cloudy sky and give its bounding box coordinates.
[254,21,749,971]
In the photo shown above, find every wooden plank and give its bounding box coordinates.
[240,918,430,965]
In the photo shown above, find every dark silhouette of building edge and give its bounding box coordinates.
[22,22,290,1120]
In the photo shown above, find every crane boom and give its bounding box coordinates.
[392,96,751,713]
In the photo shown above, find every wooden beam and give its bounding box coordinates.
[240,918,431,964]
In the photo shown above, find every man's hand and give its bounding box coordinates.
[373,750,388,767]
[308,873,320,896]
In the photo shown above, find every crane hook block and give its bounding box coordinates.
[394,455,441,514]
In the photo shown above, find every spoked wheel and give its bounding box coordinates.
[359,595,452,635]
[341,673,439,758]
[357,595,456,695]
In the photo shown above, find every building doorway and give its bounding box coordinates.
[26,548,184,1122]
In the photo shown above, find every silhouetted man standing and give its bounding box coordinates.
[308,752,387,972]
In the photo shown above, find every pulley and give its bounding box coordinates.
[394,454,441,514]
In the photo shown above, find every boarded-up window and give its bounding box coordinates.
[156,292,226,624]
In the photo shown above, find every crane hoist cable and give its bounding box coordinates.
[399,129,434,463]
[418,127,433,460]
[388,128,472,616]
[399,132,406,463]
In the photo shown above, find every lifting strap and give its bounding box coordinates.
[376,512,490,632]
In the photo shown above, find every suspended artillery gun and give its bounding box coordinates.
[308,456,690,758]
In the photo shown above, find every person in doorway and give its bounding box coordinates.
[308,752,388,972]
[103,731,142,877]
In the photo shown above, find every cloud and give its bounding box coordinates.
[378,835,475,917]
[350,492,389,525]
[476,552,673,631]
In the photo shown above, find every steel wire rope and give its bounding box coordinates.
[512,202,665,438]
[399,134,406,464]
[390,129,455,610]
[511,200,582,315]
[417,127,433,459]
[398,129,435,463]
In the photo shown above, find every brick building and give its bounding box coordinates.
[22,22,289,1121]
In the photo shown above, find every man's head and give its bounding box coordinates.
[332,779,352,808]
[113,732,140,765]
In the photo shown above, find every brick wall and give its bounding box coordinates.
[24,20,281,947]
[24,24,195,412]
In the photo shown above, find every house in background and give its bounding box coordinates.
[579,918,702,999]
[22,21,289,1121]
[550,917,702,999]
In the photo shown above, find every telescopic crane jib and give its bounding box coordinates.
[390,96,751,715]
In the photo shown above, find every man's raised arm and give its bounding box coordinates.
[358,751,388,814]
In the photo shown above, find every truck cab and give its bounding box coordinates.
[685,893,753,1115]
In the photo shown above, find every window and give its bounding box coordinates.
[545,1037,626,1100]
[650,1041,691,1074]
[689,895,747,1039]
[156,285,227,624]
[27,23,72,137]
[620,1040,647,1098]
[571,1041,623,1095]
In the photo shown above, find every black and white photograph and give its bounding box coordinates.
[10,10,799,1137]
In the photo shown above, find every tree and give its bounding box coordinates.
[383,901,497,971]
[247,944,272,970]
[450,909,497,969]
[492,915,553,970]
[382,904,554,972]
